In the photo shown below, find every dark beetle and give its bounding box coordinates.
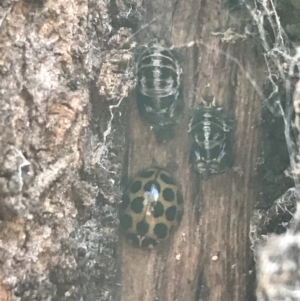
[135,42,183,142]
[188,97,235,179]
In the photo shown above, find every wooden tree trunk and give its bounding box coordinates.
[118,1,263,301]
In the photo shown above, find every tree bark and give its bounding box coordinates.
[119,1,263,301]
[0,0,126,300]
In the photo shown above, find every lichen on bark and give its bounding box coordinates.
[0,0,140,300]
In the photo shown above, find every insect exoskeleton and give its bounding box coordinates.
[188,96,235,180]
[120,166,184,248]
[135,41,184,142]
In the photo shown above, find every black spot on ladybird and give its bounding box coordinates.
[152,201,164,218]
[136,220,150,235]
[139,170,156,178]
[166,206,177,221]
[120,214,133,230]
[160,172,176,185]
[141,237,158,248]
[127,233,140,247]
[131,197,144,214]
[154,223,168,239]
[130,180,142,193]
[163,188,175,202]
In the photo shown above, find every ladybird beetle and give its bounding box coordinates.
[188,97,235,179]
[135,42,183,142]
[120,166,184,248]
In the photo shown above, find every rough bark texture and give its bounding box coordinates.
[0,0,133,300]
[0,0,264,301]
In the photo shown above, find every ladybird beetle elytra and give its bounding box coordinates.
[120,167,184,249]
[189,97,235,179]
[135,42,184,142]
